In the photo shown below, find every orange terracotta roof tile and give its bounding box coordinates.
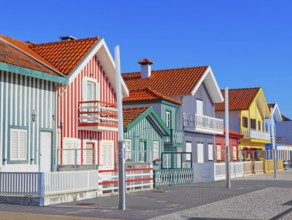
[30,37,99,75]
[0,34,58,72]
[123,87,182,105]
[281,114,291,121]
[0,34,100,76]
[215,87,260,111]
[0,40,58,75]
[122,66,208,96]
[123,107,148,127]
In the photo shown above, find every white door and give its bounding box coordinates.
[197,143,204,163]
[40,132,52,172]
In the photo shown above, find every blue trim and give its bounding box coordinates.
[0,62,68,85]
[7,126,29,164]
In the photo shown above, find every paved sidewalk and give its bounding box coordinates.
[0,170,291,220]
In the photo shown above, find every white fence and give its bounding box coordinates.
[193,162,243,183]
[44,171,99,196]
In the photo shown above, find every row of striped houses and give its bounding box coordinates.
[0,34,128,172]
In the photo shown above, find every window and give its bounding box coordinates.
[10,129,27,161]
[258,121,261,131]
[139,141,146,162]
[82,78,100,101]
[208,144,214,161]
[153,141,159,160]
[232,146,237,160]
[242,117,248,128]
[124,139,132,160]
[217,145,222,161]
[250,119,256,129]
[186,142,192,161]
[165,111,171,128]
[197,142,204,163]
[196,99,203,115]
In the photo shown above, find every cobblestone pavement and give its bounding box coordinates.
[0,170,291,220]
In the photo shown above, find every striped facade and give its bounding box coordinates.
[57,55,118,167]
[0,70,56,172]
[124,114,165,163]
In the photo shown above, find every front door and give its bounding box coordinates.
[40,132,52,172]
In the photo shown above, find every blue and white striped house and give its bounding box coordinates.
[0,36,67,172]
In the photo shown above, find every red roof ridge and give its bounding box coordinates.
[146,87,182,105]
[123,65,209,75]
[31,36,100,47]
[222,87,261,92]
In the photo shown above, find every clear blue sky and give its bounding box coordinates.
[1,0,292,118]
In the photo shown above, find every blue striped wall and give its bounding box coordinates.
[0,70,56,166]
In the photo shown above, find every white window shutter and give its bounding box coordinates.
[82,78,87,100]
[96,82,100,101]
[19,131,27,160]
[197,143,204,163]
[208,144,214,161]
[10,130,18,160]
[186,142,192,161]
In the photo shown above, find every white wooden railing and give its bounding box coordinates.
[98,167,153,194]
[44,170,99,196]
[242,128,270,141]
[0,171,99,197]
[183,113,224,134]
[214,162,243,181]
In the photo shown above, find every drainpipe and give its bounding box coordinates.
[115,45,126,210]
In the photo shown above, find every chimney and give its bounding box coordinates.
[59,36,77,41]
[138,58,153,78]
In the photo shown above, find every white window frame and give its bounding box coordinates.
[124,139,132,161]
[82,77,100,101]
[165,111,171,128]
[10,128,27,161]
[208,144,214,161]
[186,142,192,161]
[62,138,81,165]
[232,146,237,160]
[197,142,204,163]
[153,141,159,161]
[217,145,222,161]
[99,140,114,169]
[83,140,98,165]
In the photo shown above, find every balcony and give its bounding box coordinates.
[78,100,118,132]
[183,113,224,134]
[242,128,271,142]
[164,129,185,147]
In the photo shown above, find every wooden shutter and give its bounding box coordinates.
[82,78,87,100]
[197,143,204,163]
[217,145,222,160]
[100,141,114,169]
[186,142,192,161]
[10,130,18,160]
[208,144,214,161]
[153,141,159,160]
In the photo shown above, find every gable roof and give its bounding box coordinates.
[123,87,182,105]
[215,87,261,111]
[122,65,223,103]
[123,107,170,135]
[281,114,291,121]
[268,103,282,122]
[30,37,99,75]
[0,34,129,96]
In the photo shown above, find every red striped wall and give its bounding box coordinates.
[58,56,118,166]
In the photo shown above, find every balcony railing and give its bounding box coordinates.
[78,100,118,131]
[242,128,270,141]
[164,129,184,146]
[183,113,224,134]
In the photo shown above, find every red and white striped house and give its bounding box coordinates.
[3,35,129,171]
